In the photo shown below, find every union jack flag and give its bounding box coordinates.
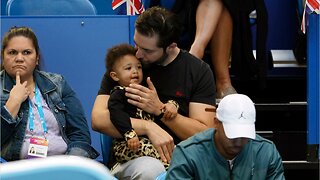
[112,0,145,15]
[301,0,320,33]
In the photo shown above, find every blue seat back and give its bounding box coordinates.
[100,133,113,166]
[156,171,167,180]
[6,0,97,15]
[0,157,7,163]
[142,0,175,10]
[0,156,117,180]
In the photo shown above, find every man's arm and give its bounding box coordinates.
[266,144,285,180]
[125,78,215,140]
[91,94,170,136]
[161,102,215,140]
[91,94,121,137]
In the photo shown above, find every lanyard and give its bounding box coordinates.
[28,84,48,134]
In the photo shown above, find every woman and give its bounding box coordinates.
[1,26,98,161]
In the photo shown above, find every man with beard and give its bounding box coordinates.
[91,6,216,179]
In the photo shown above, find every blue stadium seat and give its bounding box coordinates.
[156,171,167,180]
[142,0,175,10]
[0,157,7,163]
[6,0,97,15]
[100,133,113,166]
[0,155,117,180]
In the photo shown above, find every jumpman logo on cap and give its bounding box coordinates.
[238,112,246,119]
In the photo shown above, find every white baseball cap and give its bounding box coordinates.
[216,94,256,139]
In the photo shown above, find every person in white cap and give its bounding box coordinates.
[166,94,285,179]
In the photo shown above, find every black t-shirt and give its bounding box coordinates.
[98,50,216,143]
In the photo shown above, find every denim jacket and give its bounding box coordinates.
[1,70,99,161]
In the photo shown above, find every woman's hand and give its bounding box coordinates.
[9,72,30,104]
[5,72,31,118]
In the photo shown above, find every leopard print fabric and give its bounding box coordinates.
[113,137,170,169]
[112,95,170,169]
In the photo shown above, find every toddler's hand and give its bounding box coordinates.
[163,103,178,120]
[127,137,140,151]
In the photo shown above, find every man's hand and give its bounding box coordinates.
[145,121,175,163]
[125,77,163,115]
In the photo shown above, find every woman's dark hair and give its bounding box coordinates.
[1,26,41,70]
[135,6,182,49]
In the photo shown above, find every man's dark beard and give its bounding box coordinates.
[155,51,168,65]
[141,51,168,69]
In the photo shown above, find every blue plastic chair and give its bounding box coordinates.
[0,157,7,163]
[100,133,113,166]
[6,0,97,15]
[156,171,167,180]
[0,155,117,180]
[143,0,175,10]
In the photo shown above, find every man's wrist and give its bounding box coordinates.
[167,100,179,110]
[155,105,166,121]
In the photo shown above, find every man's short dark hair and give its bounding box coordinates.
[135,6,182,49]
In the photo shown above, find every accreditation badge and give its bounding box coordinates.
[27,136,49,158]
